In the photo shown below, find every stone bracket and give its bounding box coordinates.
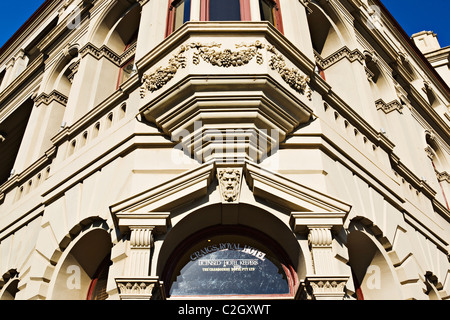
[290,212,348,234]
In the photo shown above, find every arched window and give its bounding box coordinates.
[163,226,297,298]
[47,227,112,300]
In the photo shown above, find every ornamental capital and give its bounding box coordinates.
[300,276,349,300]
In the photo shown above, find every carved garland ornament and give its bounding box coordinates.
[190,41,264,67]
[140,41,312,101]
[140,45,189,98]
[267,45,312,100]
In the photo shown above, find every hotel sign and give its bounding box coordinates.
[170,241,289,296]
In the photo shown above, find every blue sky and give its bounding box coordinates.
[0,0,449,49]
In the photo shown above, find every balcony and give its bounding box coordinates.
[137,22,315,163]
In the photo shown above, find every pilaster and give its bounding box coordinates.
[291,212,349,299]
[114,212,170,300]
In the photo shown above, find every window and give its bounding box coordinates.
[166,0,283,36]
[117,58,136,88]
[202,0,282,29]
[164,226,296,298]
[259,0,283,32]
[209,0,241,21]
[117,33,138,89]
[166,0,192,36]
[0,98,33,186]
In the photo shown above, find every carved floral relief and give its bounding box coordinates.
[267,45,312,100]
[190,41,265,67]
[140,41,312,101]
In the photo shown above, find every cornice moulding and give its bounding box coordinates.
[0,1,62,63]
[351,0,450,102]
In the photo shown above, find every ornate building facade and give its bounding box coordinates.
[0,0,449,300]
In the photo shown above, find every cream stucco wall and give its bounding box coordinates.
[0,0,449,300]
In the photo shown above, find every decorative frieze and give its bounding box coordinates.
[140,41,312,101]
[267,45,312,100]
[190,41,264,67]
[140,44,189,97]
[79,42,137,67]
[315,46,365,70]
[34,90,69,107]
[80,43,122,66]
[375,98,403,114]
[301,276,349,300]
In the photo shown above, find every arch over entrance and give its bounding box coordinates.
[162,224,299,299]
[47,224,112,300]
[347,228,403,300]
[0,270,19,300]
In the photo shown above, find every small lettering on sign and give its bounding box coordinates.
[190,243,266,261]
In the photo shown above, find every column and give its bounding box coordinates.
[291,212,349,300]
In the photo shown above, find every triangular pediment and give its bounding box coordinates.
[110,161,351,231]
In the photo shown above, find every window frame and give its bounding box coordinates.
[166,0,192,37]
[162,225,298,299]
[258,0,284,33]
[116,39,137,89]
[166,0,284,36]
